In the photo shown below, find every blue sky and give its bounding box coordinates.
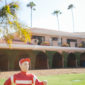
[1,0,85,32]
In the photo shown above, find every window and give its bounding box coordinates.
[32,35,45,45]
[52,37,58,41]
[67,39,77,47]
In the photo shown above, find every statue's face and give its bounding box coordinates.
[19,61,29,72]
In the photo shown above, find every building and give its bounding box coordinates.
[0,28,85,71]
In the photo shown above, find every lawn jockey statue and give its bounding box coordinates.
[4,58,47,85]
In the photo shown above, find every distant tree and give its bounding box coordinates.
[53,10,62,31]
[68,4,75,32]
[27,1,36,27]
[0,1,31,46]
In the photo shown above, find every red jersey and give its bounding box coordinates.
[4,71,44,85]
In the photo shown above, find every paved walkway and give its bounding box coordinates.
[0,68,85,79]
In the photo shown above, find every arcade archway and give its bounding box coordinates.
[67,53,77,68]
[35,52,48,69]
[80,53,85,67]
[52,52,63,68]
[0,54,8,71]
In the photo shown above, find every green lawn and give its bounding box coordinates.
[1,73,85,85]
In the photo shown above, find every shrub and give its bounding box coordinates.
[41,41,50,46]
[62,43,69,47]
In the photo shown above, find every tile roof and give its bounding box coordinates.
[31,28,85,38]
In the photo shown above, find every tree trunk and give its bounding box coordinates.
[71,9,75,32]
[56,15,60,31]
[31,8,32,27]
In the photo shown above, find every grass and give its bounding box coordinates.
[1,73,85,85]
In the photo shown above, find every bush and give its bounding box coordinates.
[78,43,83,47]
[41,41,50,46]
[62,43,69,47]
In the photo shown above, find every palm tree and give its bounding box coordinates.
[53,10,61,31]
[27,1,36,27]
[68,4,75,32]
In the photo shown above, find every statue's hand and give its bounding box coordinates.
[42,80,48,85]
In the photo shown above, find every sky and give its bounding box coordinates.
[1,0,85,32]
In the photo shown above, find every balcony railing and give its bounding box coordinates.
[0,43,85,52]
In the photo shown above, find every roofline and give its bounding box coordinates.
[31,28,85,39]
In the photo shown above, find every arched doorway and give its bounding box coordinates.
[0,54,8,71]
[80,53,85,67]
[52,52,63,68]
[67,53,77,68]
[14,54,29,70]
[35,52,48,69]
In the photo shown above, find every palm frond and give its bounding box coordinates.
[68,4,74,9]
